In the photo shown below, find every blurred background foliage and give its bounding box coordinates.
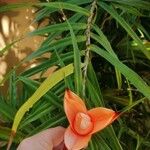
[0,0,150,149]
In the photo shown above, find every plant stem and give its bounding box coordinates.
[83,0,97,97]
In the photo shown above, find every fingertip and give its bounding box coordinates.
[53,126,66,131]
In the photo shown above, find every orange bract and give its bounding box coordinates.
[64,89,120,150]
[64,89,87,128]
[88,108,119,134]
[64,126,91,150]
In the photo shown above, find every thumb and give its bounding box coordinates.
[17,126,65,150]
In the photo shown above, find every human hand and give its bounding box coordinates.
[17,127,66,150]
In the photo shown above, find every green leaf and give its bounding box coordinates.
[94,134,112,150]
[29,23,87,36]
[68,0,92,5]
[91,44,150,99]
[98,2,150,59]
[67,20,82,95]
[9,70,17,108]
[0,98,16,121]
[11,63,74,133]
[25,35,86,61]
[0,38,22,56]
[91,26,122,89]
[38,2,90,16]
[26,115,66,137]
[87,63,103,105]
[0,3,32,13]
[18,77,62,108]
[20,105,55,129]
[92,26,117,58]
[87,79,103,107]
[106,0,150,10]
[21,52,74,77]
[100,126,123,150]
[112,3,142,16]
[0,126,24,143]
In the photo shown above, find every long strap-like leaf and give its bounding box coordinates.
[11,64,74,133]
[91,44,150,99]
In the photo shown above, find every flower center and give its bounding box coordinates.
[74,112,93,135]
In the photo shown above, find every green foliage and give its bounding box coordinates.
[0,0,150,149]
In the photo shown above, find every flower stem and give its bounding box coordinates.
[83,0,97,97]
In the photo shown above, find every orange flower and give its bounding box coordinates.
[64,89,120,150]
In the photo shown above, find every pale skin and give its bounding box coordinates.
[17,127,66,150]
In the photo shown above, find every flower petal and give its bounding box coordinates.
[64,126,91,150]
[88,107,119,134]
[64,89,87,127]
